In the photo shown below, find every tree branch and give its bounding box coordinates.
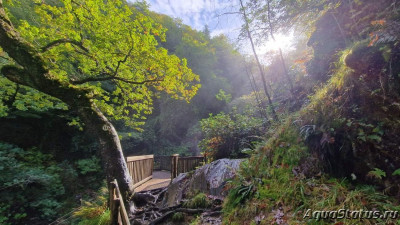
[70,74,164,85]
[1,65,31,86]
[113,46,134,76]
[41,39,88,53]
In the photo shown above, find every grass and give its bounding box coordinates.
[172,212,185,222]
[183,192,212,209]
[222,114,400,225]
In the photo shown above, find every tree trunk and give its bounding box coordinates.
[266,0,294,97]
[0,0,134,202]
[243,60,269,120]
[239,0,278,121]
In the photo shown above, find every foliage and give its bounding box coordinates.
[199,109,264,160]
[73,186,110,225]
[216,89,232,103]
[0,77,68,117]
[7,0,200,128]
[133,13,250,156]
[367,168,386,180]
[76,156,101,175]
[225,180,257,208]
[0,142,66,224]
[392,169,400,176]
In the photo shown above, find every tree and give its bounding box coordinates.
[239,0,278,120]
[0,0,199,202]
[245,0,294,97]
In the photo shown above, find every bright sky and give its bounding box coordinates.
[146,0,241,37]
[129,0,294,56]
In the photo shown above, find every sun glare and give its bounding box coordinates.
[257,33,295,54]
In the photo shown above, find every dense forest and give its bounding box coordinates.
[0,0,400,224]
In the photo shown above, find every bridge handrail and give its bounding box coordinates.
[110,179,130,225]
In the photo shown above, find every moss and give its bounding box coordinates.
[183,193,211,209]
[172,212,185,222]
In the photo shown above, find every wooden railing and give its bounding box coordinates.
[110,154,204,224]
[153,155,172,171]
[126,155,154,188]
[126,153,204,183]
[110,179,130,225]
[178,156,204,174]
[171,154,204,179]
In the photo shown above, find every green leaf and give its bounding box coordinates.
[392,169,400,176]
[367,135,382,142]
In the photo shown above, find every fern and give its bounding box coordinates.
[367,168,386,180]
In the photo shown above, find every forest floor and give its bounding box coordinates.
[135,171,171,192]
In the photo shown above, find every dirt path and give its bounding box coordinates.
[135,170,171,192]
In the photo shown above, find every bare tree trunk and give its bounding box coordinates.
[266,0,294,97]
[239,0,278,121]
[0,0,134,202]
[243,60,269,120]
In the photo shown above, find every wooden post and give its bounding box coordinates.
[171,154,179,180]
[110,182,119,225]
[109,179,130,225]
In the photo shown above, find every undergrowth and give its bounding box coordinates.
[223,121,400,224]
[72,186,110,225]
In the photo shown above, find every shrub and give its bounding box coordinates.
[0,143,66,224]
[199,111,264,160]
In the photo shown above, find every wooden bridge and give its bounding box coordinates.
[125,154,205,192]
[110,154,205,224]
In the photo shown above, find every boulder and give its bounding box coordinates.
[162,159,242,207]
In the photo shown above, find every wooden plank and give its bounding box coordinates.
[144,160,147,178]
[171,154,179,179]
[126,154,154,162]
[134,161,139,183]
[128,162,133,180]
[178,156,204,160]
[133,175,152,189]
[138,160,142,183]
[151,158,154,174]
[138,160,142,182]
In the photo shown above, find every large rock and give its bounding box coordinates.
[162,159,242,207]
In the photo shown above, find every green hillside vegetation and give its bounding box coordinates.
[221,1,400,224]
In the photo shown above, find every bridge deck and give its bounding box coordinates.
[135,170,171,192]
